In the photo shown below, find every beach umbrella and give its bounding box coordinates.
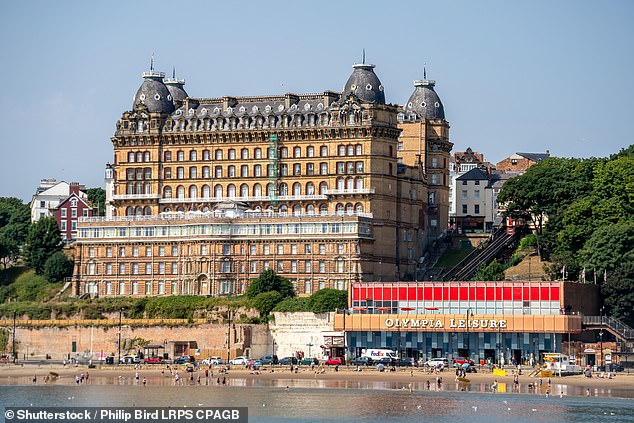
[461,363,471,369]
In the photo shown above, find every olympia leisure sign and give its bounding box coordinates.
[384,318,508,329]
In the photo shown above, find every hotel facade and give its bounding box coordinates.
[72,62,452,297]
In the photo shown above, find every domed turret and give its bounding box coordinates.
[164,68,188,108]
[341,63,385,104]
[404,78,445,120]
[132,69,175,114]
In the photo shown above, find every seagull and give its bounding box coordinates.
[417,405,422,410]
[472,406,477,412]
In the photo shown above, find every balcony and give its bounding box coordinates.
[323,188,375,195]
[158,194,328,204]
[113,193,162,200]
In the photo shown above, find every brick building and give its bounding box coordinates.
[52,183,93,242]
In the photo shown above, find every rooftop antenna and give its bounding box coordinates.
[362,48,366,64]
[423,63,427,80]
[172,66,176,79]
[150,53,154,71]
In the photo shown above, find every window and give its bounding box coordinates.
[164,151,172,161]
[306,163,314,175]
[305,280,311,294]
[119,247,125,257]
[337,259,344,273]
[356,162,364,173]
[177,167,184,179]
[474,204,480,214]
[215,150,223,160]
[119,263,125,275]
[397,141,404,151]
[228,149,236,160]
[132,281,138,294]
[250,245,256,255]
[462,204,468,214]
[337,243,344,254]
[347,145,354,156]
[305,244,312,254]
[291,260,297,273]
[277,244,284,255]
[356,145,362,155]
[172,263,178,274]
[320,146,328,157]
[431,157,438,168]
[106,247,113,257]
[307,146,314,157]
[145,263,151,274]
[277,261,284,272]
[254,165,262,177]
[241,148,248,159]
[189,167,197,178]
[133,246,139,257]
[88,263,95,275]
[319,261,325,273]
[319,244,326,254]
[431,174,438,185]
[71,208,77,218]
[177,150,185,161]
[215,166,223,178]
[474,190,480,199]
[293,163,301,176]
[190,150,197,161]
[106,263,112,275]
[132,263,139,275]
[293,146,301,158]
[159,246,165,256]
[338,145,346,156]
[61,208,67,218]
[337,162,345,174]
[254,148,262,159]
[475,180,480,185]
[172,246,178,256]
[202,166,210,178]
[250,262,257,273]
[280,164,288,176]
[291,244,298,255]
[264,245,270,255]
[203,150,210,160]
[305,260,311,273]
[280,147,288,158]
[347,162,355,174]
[71,221,77,231]
[461,190,468,199]
[228,165,236,177]
[145,246,152,256]
[119,282,125,295]
[241,165,248,177]
[61,221,67,231]
[223,244,231,255]
[320,163,328,175]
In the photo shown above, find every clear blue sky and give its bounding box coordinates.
[2,0,633,202]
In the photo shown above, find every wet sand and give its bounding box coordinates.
[2,363,633,395]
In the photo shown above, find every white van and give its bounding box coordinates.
[361,349,398,360]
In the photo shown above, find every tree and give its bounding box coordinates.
[246,269,295,299]
[0,197,30,268]
[43,251,74,282]
[601,262,634,327]
[578,223,634,276]
[307,289,347,313]
[474,259,505,281]
[86,188,106,216]
[23,217,62,274]
[251,291,283,317]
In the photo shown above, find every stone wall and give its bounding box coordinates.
[10,323,270,362]
[270,312,336,359]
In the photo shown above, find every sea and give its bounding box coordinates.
[1,375,633,423]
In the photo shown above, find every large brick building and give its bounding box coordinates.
[73,62,452,298]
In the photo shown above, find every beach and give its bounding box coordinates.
[1,363,632,396]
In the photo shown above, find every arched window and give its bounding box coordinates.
[135,182,143,194]
[336,203,344,214]
[319,182,328,195]
[189,167,197,179]
[164,151,172,161]
[189,185,198,199]
[355,177,364,189]
[202,185,211,198]
[346,177,354,190]
[135,206,143,216]
[126,206,134,216]
[293,204,302,215]
[144,152,150,162]
[356,144,362,155]
[241,148,249,159]
[355,203,364,213]
[177,186,185,198]
[254,148,262,159]
[128,152,135,162]
[319,204,328,214]
[202,166,210,178]
[177,150,185,161]
[306,182,315,195]
[347,145,354,156]
[346,203,354,214]
[136,152,143,162]
[338,145,346,156]
[215,149,223,160]
[337,177,345,190]
[164,168,171,179]
[279,204,288,213]
[292,182,301,196]
[293,146,301,158]
[306,204,315,214]
[144,182,151,194]
[267,183,275,196]
[228,165,235,177]
[307,146,314,157]
[190,150,197,161]
[240,184,249,197]
[280,147,288,158]
[214,185,223,198]
[163,186,172,198]
[253,184,262,197]
[143,206,151,216]
[202,149,210,160]
[279,183,288,196]
[320,145,328,157]
[228,149,236,160]
[227,184,236,198]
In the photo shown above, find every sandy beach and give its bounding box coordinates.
[1,363,633,396]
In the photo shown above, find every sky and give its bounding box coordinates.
[2,0,633,202]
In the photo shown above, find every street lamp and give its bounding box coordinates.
[466,307,474,359]
[226,309,233,368]
[599,306,605,369]
[307,342,314,358]
[12,310,17,363]
[118,308,124,365]
[337,308,350,360]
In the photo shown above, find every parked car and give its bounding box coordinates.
[396,357,413,367]
[452,357,475,366]
[259,355,279,365]
[279,357,299,365]
[351,356,374,366]
[144,356,163,364]
[375,357,397,366]
[173,355,195,364]
[120,355,141,364]
[424,358,449,368]
[300,357,319,365]
[229,356,250,365]
[325,356,345,366]
[201,356,224,366]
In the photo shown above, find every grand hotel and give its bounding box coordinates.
[72,61,452,297]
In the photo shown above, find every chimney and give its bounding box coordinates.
[70,182,80,196]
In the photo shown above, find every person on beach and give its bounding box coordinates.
[491,380,498,392]
[142,377,147,386]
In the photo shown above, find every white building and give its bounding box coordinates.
[30,179,88,222]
